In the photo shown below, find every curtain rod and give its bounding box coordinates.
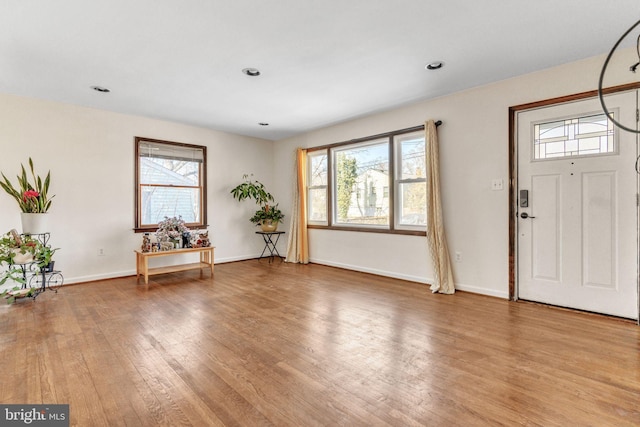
[396,120,443,134]
[306,120,443,153]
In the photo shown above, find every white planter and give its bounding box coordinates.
[20,213,49,234]
[11,248,34,265]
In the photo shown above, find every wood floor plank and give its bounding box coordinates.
[1,260,639,426]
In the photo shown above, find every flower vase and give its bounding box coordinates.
[20,213,49,235]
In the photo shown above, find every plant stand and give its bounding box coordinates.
[28,265,64,295]
[5,263,63,302]
[256,231,285,263]
[9,232,63,301]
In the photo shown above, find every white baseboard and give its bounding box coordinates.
[215,254,260,263]
[64,270,137,285]
[22,256,509,300]
[310,258,431,285]
[61,255,256,285]
[454,282,508,299]
[309,258,509,299]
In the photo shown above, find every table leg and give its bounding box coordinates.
[270,234,282,260]
[143,256,149,286]
[258,233,283,263]
[208,248,214,276]
[136,252,141,280]
[259,235,270,259]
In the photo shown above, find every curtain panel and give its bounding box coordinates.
[425,120,455,294]
[286,148,309,263]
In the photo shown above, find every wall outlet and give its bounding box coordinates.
[98,248,105,256]
[455,251,462,262]
[491,178,504,191]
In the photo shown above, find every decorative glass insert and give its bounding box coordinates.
[533,113,615,160]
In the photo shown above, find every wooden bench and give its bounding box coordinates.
[134,246,214,286]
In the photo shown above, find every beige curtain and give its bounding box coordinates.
[425,120,455,294]
[286,148,309,263]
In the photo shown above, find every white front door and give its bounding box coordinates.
[517,91,638,319]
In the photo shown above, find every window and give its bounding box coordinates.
[334,139,389,227]
[306,127,426,234]
[395,131,426,229]
[135,137,207,231]
[307,150,328,225]
[533,113,615,160]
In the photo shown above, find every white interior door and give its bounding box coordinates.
[517,91,638,319]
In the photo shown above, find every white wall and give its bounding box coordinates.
[2,48,634,296]
[273,49,636,299]
[0,93,274,290]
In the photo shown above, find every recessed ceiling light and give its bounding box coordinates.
[425,61,444,70]
[258,122,269,126]
[91,86,111,93]
[242,68,261,77]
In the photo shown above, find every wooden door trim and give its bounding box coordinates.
[508,82,640,300]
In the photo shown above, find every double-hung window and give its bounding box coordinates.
[135,137,207,231]
[308,149,328,225]
[333,138,390,228]
[394,131,427,230]
[306,127,426,234]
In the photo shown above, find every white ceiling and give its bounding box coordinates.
[1,1,639,141]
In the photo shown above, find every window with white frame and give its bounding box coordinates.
[135,137,207,231]
[394,131,426,230]
[306,127,426,234]
[307,149,328,225]
[333,139,389,227]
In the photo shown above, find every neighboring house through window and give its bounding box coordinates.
[134,137,207,231]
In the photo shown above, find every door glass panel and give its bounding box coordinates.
[533,113,615,160]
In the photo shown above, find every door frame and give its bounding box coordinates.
[508,82,640,322]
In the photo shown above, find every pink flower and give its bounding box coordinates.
[22,190,40,201]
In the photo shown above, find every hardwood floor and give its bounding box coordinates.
[1,260,639,426]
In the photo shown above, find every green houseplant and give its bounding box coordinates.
[249,204,285,229]
[0,158,55,234]
[230,174,285,231]
[0,157,54,213]
[0,230,58,285]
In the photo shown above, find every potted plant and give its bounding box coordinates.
[0,158,54,234]
[230,174,285,232]
[0,230,58,287]
[249,204,285,231]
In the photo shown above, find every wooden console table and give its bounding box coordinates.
[134,246,214,286]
